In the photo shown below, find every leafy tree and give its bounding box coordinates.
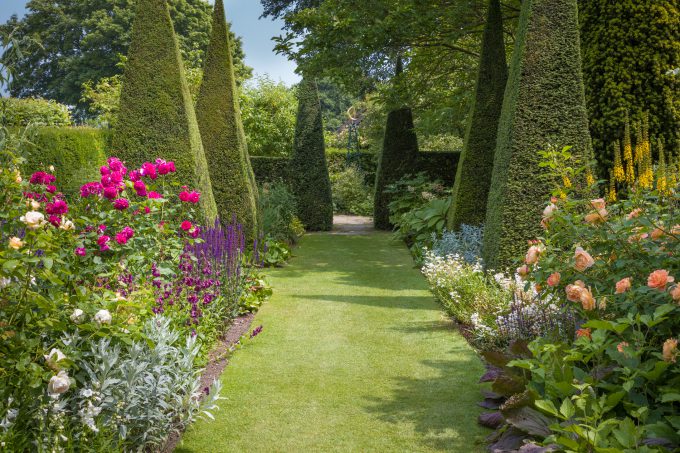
[195,0,258,238]
[113,0,217,220]
[316,78,357,131]
[578,0,680,175]
[448,0,508,230]
[240,76,298,156]
[482,0,593,270]
[0,0,251,109]
[289,78,333,231]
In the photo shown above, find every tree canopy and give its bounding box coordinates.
[1,0,251,109]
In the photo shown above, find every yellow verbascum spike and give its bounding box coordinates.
[613,140,625,183]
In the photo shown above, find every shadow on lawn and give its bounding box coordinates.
[295,294,435,310]
[363,357,487,452]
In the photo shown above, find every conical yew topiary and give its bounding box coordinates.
[195,0,258,239]
[447,0,508,230]
[289,77,333,231]
[113,0,217,220]
[482,0,593,270]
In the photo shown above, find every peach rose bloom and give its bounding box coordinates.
[647,269,675,291]
[576,328,592,339]
[565,281,585,302]
[650,228,665,240]
[627,208,642,220]
[671,285,680,302]
[525,245,541,265]
[547,272,561,287]
[517,265,530,279]
[615,277,632,294]
[585,209,608,224]
[590,199,606,210]
[617,342,629,353]
[9,237,24,250]
[663,339,678,363]
[579,287,596,311]
[672,225,680,235]
[574,247,595,272]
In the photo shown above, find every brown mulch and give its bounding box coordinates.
[162,313,256,453]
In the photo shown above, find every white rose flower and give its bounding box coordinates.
[47,371,70,397]
[0,278,10,289]
[31,200,41,210]
[543,203,558,219]
[59,218,75,231]
[70,308,85,324]
[94,309,112,326]
[20,211,45,230]
[49,165,55,172]
[44,348,66,370]
[8,237,24,250]
[14,171,22,184]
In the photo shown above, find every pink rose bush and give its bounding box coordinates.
[0,152,267,450]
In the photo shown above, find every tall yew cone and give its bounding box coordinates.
[289,77,333,231]
[113,0,217,220]
[447,0,507,230]
[195,0,258,239]
[482,0,593,270]
[373,60,419,230]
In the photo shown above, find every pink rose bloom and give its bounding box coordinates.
[157,160,172,175]
[148,191,161,199]
[179,190,191,202]
[103,186,118,200]
[100,165,110,176]
[181,220,193,231]
[128,170,141,182]
[547,272,561,287]
[110,171,123,184]
[101,174,113,187]
[113,198,129,210]
[80,182,103,198]
[615,277,632,294]
[516,265,530,279]
[189,226,200,238]
[46,199,68,216]
[121,226,134,239]
[141,162,157,180]
[134,180,147,197]
[48,215,61,227]
[97,235,111,251]
[189,192,200,203]
[107,157,125,173]
[98,224,107,233]
[144,206,151,214]
[574,247,595,272]
[648,270,674,291]
[525,245,541,265]
[46,185,57,194]
[115,232,129,245]
[75,247,87,257]
[167,161,176,173]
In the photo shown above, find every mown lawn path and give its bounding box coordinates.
[177,220,486,452]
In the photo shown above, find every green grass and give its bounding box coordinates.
[176,231,487,452]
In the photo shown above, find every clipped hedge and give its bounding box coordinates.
[416,152,460,187]
[373,107,419,230]
[22,127,108,196]
[483,0,593,270]
[448,0,508,230]
[195,0,258,238]
[251,156,291,184]
[0,98,72,127]
[112,0,217,221]
[289,78,333,231]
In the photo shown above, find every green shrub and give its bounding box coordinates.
[578,0,680,176]
[251,156,291,184]
[260,183,305,245]
[448,0,508,230]
[112,0,217,221]
[373,107,419,230]
[22,127,108,196]
[329,164,374,216]
[0,97,71,127]
[482,0,593,270]
[195,0,258,238]
[289,78,333,231]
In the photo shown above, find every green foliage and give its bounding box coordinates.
[112,0,217,221]
[240,75,298,157]
[482,0,593,270]
[578,0,680,175]
[239,273,273,313]
[448,0,508,230]
[289,78,333,231]
[373,107,419,230]
[329,164,374,216]
[0,0,252,109]
[195,0,258,238]
[259,182,305,245]
[259,238,292,268]
[0,97,72,128]
[22,127,108,196]
[251,156,291,184]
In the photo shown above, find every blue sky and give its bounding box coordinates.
[0,0,300,86]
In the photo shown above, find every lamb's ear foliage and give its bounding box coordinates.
[195,0,258,239]
[113,0,217,221]
[482,0,593,270]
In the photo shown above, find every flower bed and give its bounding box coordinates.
[0,152,271,450]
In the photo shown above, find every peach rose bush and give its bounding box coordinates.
[480,161,680,451]
[0,151,268,450]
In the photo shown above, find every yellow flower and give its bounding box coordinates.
[9,237,24,250]
[663,339,678,363]
[562,175,572,189]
